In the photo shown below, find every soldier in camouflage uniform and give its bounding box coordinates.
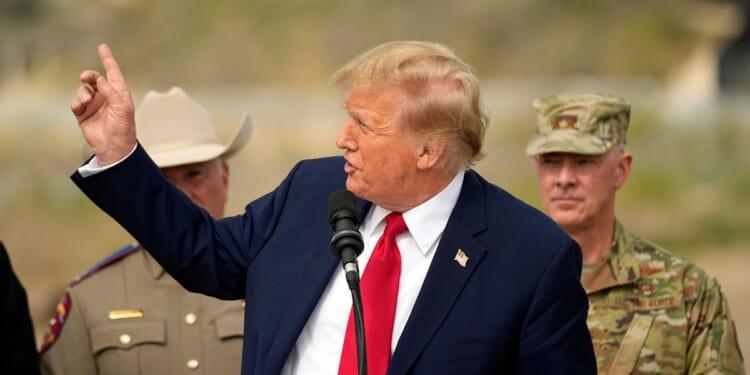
[526,93,745,374]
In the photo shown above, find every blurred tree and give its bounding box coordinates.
[719,0,750,92]
[0,0,744,90]
[0,0,42,83]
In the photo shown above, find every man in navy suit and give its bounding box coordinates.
[69,41,596,374]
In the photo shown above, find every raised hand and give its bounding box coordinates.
[71,44,136,166]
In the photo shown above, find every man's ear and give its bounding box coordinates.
[220,159,230,188]
[416,138,446,170]
[614,151,633,190]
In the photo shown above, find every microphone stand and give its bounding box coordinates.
[345,269,367,375]
[331,231,368,375]
[328,190,367,375]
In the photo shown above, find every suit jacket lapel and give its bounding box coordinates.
[264,197,373,373]
[388,171,488,374]
[264,232,339,373]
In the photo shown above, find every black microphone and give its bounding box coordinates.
[328,189,365,284]
[328,189,368,375]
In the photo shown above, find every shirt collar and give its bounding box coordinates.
[582,218,641,294]
[363,170,465,255]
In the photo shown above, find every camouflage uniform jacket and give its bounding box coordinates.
[583,219,745,374]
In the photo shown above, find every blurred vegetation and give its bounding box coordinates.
[0,0,735,88]
[0,0,748,364]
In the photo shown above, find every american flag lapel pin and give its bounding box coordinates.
[454,249,469,268]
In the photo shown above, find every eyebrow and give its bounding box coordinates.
[348,107,375,124]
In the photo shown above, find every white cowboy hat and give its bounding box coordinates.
[82,87,252,167]
[134,86,252,168]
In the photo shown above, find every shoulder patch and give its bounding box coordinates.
[69,242,142,287]
[39,292,72,354]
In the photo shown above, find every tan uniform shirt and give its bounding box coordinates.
[584,220,745,374]
[40,244,244,374]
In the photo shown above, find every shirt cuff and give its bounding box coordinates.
[77,144,138,178]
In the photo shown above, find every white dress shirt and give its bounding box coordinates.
[282,171,464,375]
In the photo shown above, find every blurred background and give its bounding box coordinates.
[1,0,748,369]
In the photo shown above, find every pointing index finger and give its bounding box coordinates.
[97,43,127,92]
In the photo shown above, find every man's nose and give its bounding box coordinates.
[555,163,577,187]
[336,121,356,150]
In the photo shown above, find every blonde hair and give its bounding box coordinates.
[333,41,488,167]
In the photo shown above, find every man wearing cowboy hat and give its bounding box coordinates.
[40,87,252,374]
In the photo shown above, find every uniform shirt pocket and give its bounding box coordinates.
[214,308,244,340]
[88,320,167,375]
[90,319,166,353]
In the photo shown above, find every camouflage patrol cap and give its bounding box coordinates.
[525,93,630,156]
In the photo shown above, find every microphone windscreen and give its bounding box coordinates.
[328,189,359,226]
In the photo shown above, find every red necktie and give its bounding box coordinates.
[339,212,407,375]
